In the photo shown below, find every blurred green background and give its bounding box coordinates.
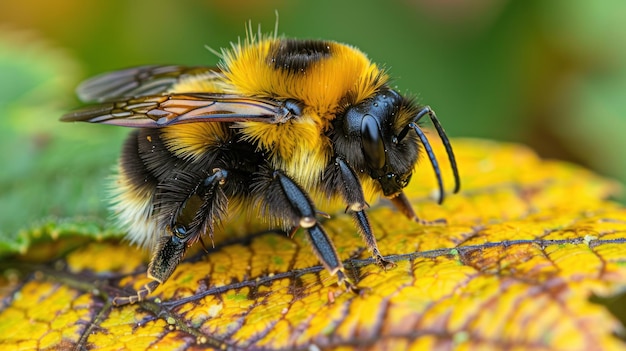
[1,0,625,248]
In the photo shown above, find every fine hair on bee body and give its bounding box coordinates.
[62,23,460,305]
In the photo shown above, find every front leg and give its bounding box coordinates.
[324,157,395,270]
[389,191,446,226]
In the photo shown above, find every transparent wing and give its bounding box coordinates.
[76,65,221,103]
[61,93,299,128]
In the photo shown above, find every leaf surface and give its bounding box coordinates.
[0,138,624,350]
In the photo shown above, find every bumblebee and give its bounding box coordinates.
[62,31,460,305]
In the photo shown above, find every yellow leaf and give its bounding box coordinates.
[1,138,625,350]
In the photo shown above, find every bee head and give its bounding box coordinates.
[334,88,421,198]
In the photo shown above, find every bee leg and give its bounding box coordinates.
[112,225,189,306]
[352,211,396,270]
[113,169,229,305]
[329,157,395,270]
[112,281,160,306]
[389,192,446,226]
[263,170,357,291]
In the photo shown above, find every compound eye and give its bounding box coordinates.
[361,114,385,170]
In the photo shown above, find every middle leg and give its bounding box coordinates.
[251,168,356,289]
